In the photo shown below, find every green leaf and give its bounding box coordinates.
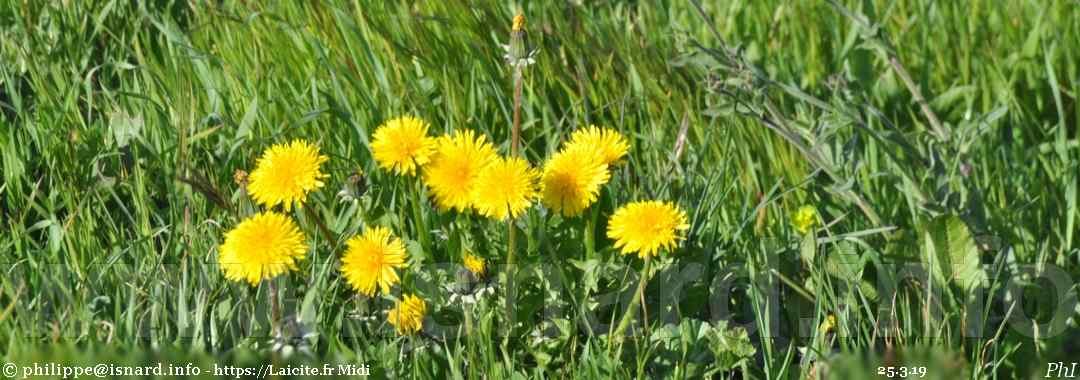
[800,232,816,266]
[704,321,756,370]
[236,96,258,143]
[569,258,604,294]
[109,111,143,148]
[850,46,875,87]
[825,241,863,280]
[921,215,987,293]
[300,285,319,324]
[858,279,879,302]
[406,239,426,263]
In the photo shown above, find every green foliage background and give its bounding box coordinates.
[1,0,1078,378]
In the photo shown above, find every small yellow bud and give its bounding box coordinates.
[512,14,525,32]
[233,169,249,186]
[463,252,487,277]
[792,205,819,234]
[819,314,837,335]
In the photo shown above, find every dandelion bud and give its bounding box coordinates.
[505,14,535,67]
[462,252,487,278]
[818,314,837,335]
[512,14,525,32]
[233,169,248,186]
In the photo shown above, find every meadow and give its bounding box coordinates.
[2,1,1079,379]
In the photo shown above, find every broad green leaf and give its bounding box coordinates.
[921,215,987,293]
[109,111,143,148]
[236,96,258,142]
[300,284,319,324]
[704,321,756,370]
[825,241,863,280]
[858,279,879,302]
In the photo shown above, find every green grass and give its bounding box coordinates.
[2,0,1079,378]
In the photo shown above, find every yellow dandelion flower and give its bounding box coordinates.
[370,116,437,176]
[387,294,427,335]
[218,212,307,286]
[540,146,610,217]
[607,200,690,258]
[462,252,486,277]
[340,226,408,297]
[471,156,538,220]
[422,130,498,212]
[247,140,329,211]
[566,125,629,165]
[793,205,818,234]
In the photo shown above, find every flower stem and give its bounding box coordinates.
[576,211,598,337]
[268,279,280,334]
[584,208,597,260]
[503,219,517,341]
[409,179,430,252]
[511,67,523,157]
[612,255,652,346]
[503,53,525,343]
[464,301,474,336]
[463,301,477,377]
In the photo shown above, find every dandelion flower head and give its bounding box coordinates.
[422,130,498,212]
[540,145,610,217]
[218,212,307,285]
[387,294,427,335]
[247,140,328,211]
[371,116,436,176]
[340,226,408,296]
[462,252,486,277]
[607,200,689,258]
[471,156,538,220]
[566,126,629,166]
